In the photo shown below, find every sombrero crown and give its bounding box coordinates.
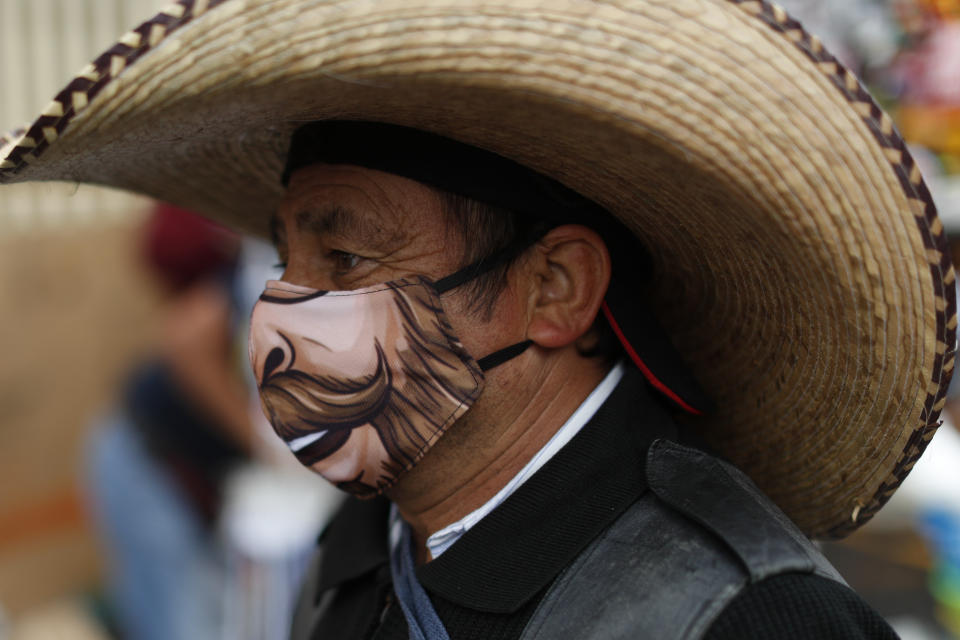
[0,0,954,538]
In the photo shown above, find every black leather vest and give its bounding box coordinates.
[292,439,845,639]
[518,439,845,639]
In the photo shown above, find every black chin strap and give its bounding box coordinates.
[477,340,533,372]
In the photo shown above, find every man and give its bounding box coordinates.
[1,1,954,637]
[259,122,896,639]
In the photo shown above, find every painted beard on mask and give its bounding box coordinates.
[259,341,392,464]
[248,271,531,498]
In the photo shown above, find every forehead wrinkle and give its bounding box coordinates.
[294,205,394,246]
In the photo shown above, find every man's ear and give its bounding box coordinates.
[525,225,611,349]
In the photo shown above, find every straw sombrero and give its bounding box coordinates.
[0,0,954,539]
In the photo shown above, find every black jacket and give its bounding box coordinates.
[291,367,898,639]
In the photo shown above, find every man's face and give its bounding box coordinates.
[272,164,457,292]
[267,162,478,376]
[258,163,507,490]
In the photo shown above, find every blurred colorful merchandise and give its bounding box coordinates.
[920,508,960,635]
[894,14,960,155]
[899,20,960,103]
[894,0,960,38]
[899,106,960,154]
[907,0,960,21]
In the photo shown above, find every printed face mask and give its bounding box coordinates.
[248,263,531,498]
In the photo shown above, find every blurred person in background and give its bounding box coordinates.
[85,205,338,640]
[85,203,250,640]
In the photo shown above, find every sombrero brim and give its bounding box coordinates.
[1,0,954,538]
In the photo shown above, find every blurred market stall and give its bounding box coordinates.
[779,1,960,637]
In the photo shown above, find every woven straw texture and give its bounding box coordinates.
[0,0,954,539]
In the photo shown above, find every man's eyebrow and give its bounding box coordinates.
[294,205,388,242]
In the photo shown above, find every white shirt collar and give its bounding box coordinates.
[423,361,625,559]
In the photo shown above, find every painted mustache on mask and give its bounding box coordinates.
[258,342,391,465]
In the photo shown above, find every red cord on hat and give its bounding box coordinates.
[601,300,704,416]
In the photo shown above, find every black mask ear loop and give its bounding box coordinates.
[475,341,533,372]
[433,223,552,372]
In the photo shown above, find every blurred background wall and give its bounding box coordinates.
[0,0,167,232]
[0,0,168,634]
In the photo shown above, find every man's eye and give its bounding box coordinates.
[331,251,361,271]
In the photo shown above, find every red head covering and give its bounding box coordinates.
[142,202,239,292]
